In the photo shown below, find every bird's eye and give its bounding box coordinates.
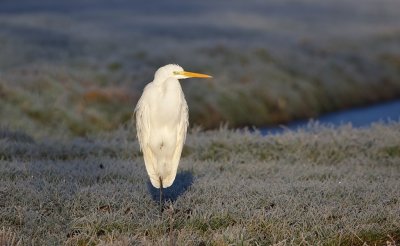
[173,71,180,75]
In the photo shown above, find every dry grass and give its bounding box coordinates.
[0,122,399,245]
[0,227,22,246]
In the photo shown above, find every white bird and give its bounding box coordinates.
[134,64,211,210]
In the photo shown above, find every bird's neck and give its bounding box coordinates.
[153,77,181,88]
[153,77,167,86]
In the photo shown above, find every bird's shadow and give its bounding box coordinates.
[147,171,194,203]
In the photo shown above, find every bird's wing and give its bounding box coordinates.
[134,93,149,152]
[163,94,189,188]
[176,95,189,147]
[134,88,160,188]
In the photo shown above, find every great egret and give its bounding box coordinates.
[135,64,211,212]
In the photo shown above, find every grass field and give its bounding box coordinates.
[1,0,400,136]
[1,1,400,245]
[1,122,399,245]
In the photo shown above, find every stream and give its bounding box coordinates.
[261,99,400,134]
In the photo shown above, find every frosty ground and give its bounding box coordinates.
[1,0,400,244]
[0,122,399,245]
[2,0,400,135]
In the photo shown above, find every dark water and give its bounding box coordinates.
[262,100,400,134]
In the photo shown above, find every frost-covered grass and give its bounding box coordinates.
[1,123,399,245]
[1,0,400,136]
[0,1,399,244]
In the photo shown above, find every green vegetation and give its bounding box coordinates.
[2,38,400,137]
[1,0,400,137]
[1,123,399,245]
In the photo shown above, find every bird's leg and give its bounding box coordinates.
[159,176,163,216]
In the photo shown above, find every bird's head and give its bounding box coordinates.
[154,64,212,81]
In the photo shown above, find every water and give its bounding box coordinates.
[262,100,400,134]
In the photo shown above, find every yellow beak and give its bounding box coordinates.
[179,71,212,78]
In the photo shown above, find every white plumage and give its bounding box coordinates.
[135,64,211,189]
